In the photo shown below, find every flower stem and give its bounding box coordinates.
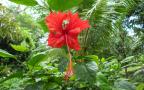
[64,35,74,80]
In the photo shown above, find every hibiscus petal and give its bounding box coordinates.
[67,36,80,51]
[45,12,67,33]
[68,28,81,37]
[66,12,90,31]
[48,33,65,48]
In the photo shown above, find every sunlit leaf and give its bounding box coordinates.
[11,45,29,52]
[136,83,144,90]
[9,0,38,6]
[85,55,99,64]
[10,41,29,52]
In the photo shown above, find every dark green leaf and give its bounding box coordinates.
[44,82,59,90]
[24,82,44,90]
[24,82,59,90]
[47,0,83,11]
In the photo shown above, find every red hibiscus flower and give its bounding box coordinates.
[45,11,90,51]
[45,11,90,80]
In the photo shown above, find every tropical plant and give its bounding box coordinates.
[0,0,144,90]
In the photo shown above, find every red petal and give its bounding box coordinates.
[67,35,80,51]
[66,12,90,32]
[68,28,81,37]
[48,33,65,48]
[45,12,67,33]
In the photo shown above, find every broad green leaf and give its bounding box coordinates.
[47,0,83,11]
[28,48,66,68]
[38,19,48,33]
[0,49,16,59]
[9,0,38,6]
[0,72,23,83]
[27,50,50,68]
[74,61,98,82]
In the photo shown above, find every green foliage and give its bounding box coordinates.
[24,82,60,90]
[0,78,26,90]
[47,0,83,11]
[113,80,136,90]
[9,0,38,6]
[38,19,48,33]
[0,49,16,59]
[0,72,23,83]
[132,69,144,83]
[0,0,144,89]
[96,72,111,90]
[28,47,67,67]
[0,5,23,43]
[16,14,41,31]
[83,0,113,55]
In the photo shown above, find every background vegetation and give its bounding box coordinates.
[0,0,144,90]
